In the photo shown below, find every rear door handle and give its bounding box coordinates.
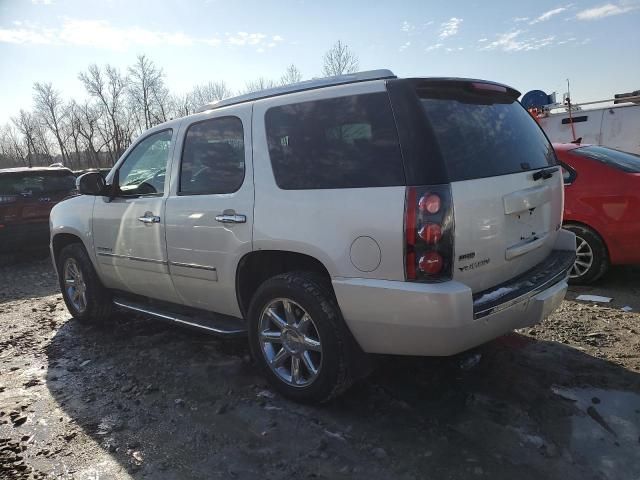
[215,214,246,224]
[138,211,161,224]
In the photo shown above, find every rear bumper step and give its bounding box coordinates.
[113,298,247,337]
[472,248,575,319]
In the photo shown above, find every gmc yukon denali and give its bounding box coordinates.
[50,70,576,402]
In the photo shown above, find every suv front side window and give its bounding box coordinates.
[117,129,173,196]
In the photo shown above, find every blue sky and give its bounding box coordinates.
[1,0,639,123]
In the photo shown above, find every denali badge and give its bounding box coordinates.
[458,258,490,272]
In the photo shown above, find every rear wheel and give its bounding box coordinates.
[248,272,354,403]
[564,224,609,285]
[57,243,112,323]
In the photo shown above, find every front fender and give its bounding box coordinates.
[50,195,97,274]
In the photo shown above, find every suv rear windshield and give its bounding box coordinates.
[0,171,76,196]
[418,84,556,182]
[571,145,640,173]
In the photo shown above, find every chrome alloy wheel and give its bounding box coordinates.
[258,298,322,387]
[63,258,87,313]
[570,235,594,279]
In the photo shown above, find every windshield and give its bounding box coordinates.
[419,87,556,182]
[571,145,640,173]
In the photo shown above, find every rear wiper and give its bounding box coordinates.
[532,167,559,181]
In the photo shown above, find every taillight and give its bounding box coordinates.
[419,252,443,275]
[404,185,454,282]
[418,194,441,214]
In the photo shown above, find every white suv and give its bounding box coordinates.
[50,70,575,402]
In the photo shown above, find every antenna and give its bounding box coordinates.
[566,78,577,141]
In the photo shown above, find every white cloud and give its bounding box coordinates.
[513,16,530,23]
[439,17,463,39]
[529,6,568,24]
[426,43,443,51]
[481,30,556,52]
[0,26,55,44]
[401,20,414,33]
[399,41,411,52]
[576,2,637,20]
[32,0,53,4]
[0,19,283,52]
[478,37,488,42]
[227,31,266,46]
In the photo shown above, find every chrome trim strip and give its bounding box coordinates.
[97,252,167,265]
[473,270,569,320]
[169,261,217,272]
[113,300,246,336]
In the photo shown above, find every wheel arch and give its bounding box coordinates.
[235,250,334,318]
[51,231,93,272]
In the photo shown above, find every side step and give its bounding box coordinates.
[113,297,247,338]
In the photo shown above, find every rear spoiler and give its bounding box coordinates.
[408,77,521,103]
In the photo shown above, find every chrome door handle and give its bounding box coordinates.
[215,214,246,224]
[138,212,161,224]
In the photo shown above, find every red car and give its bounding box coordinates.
[0,167,77,254]
[554,143,640,284]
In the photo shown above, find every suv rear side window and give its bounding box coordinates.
[180,116,245,195]
[571,145,640,173]
[265,93,405,190]
[419,85,556,182]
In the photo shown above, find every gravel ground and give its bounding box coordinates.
[1,256,639,479]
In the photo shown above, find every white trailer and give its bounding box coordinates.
[532,92,640,155]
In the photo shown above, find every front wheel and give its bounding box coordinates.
[57,243,112,323]
[248,272,354,403]
[564,224,609,285]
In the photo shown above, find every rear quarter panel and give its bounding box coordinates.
[251,81,406,280]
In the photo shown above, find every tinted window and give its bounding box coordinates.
[571,145,640,173]
[0,171,76,196]
[118,129,172,196]
[265,93,405,190]
[180,117,245,195]
[419,87,555,182]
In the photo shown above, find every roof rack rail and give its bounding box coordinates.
[195,69,396,113]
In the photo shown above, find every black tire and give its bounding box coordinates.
[248,272,355,403]
[564,224,609,285]
[57,243,112,323]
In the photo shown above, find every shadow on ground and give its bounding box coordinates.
[43,312,640,479]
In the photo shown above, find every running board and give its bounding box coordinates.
[113,298,247,337]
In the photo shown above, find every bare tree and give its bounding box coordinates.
[33,82,70,167]
[322,40,359,77]
[190,81,232,108]
[128,55,166,131]
[243,77,278,94]
[280,64,303,85]
[0,124,27,167]
[12,110,40,167]
[169,93,194,118]
[78,64,128,158]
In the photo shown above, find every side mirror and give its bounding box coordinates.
[77,172,107,196]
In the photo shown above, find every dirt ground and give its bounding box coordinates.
[1,256,639,480]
